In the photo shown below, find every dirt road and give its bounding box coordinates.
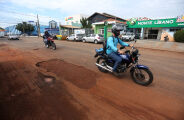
[0,37,184,120]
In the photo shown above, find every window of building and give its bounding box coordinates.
[100,29,104,35]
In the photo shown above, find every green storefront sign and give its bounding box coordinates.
[127,18,184,28]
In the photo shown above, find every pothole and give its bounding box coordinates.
[35,59,98,89]
[33,48,39,50]
[0,44,7,47]
[44,76,55,83]
[34,72,56,89]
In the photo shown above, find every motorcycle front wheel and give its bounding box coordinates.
[51,42,56,50]
[131,68,153,86]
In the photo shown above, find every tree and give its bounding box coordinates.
[80,17,92,28]
[16,22,34,35]
[174,30,184,43]
[0,27,4,30]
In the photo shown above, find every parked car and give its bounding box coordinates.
[8,34,20,40]
[66,34,84,41]
[121,33,135,41]
[82,34,104,44]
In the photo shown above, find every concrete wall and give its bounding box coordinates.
[161,28,175,42]
[0,31,5,37]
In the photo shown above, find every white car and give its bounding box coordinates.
[121,33,135,41]
[82,34,104,44]
[66,34,84,41]
[8,35,20,40]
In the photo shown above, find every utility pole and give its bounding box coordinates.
[22,21,25,36]
[59,22,61,35]
[37,14,40,37]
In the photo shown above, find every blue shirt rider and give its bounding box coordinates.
[106,24,131,72]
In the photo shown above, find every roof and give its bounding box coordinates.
[92,18,127,25]
[102,18,126,24]
[0,29,5,32]
[92,21,115,25]
[88,12,126,21]
[60,25,81,29]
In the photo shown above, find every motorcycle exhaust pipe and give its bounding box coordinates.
[95,63,113,72]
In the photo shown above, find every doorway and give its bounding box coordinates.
[148,30,158,39]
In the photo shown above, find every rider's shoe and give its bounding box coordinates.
[112,69,119,76]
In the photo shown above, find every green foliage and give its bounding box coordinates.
[0,27,4,30]
[16,22,34,34]
[174,30,184,43]
[80,17,92,28]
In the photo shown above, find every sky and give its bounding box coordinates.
[0,0,184,28]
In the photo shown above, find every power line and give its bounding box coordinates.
[0,9,37,17]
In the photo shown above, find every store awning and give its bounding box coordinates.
[60,25,81,29]
[127,18,184,28]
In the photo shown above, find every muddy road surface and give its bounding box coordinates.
[0,37,184,120]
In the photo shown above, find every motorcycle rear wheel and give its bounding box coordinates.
[96,57,108,73]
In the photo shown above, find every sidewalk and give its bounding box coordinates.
[134,39,184,53]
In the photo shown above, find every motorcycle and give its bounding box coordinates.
[164,35,169,42]
[43,36,56,50]
[94,40,153,86]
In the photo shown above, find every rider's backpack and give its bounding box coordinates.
[102,39,108,55]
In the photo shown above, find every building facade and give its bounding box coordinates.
[127,16,184,41]
[0,29,5,37]
[65,14,89,27]
[5,20,59,36]
[93,19,126,38]
[89,12,127,38]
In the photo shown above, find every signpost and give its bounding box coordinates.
[104,21,108,40]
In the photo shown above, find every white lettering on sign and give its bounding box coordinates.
[138,21,152,25]
[137,20,174,25]
[154,20,174,24]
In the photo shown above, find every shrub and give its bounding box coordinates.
[174,30,184,43]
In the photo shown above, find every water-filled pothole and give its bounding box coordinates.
[35,72,56,89]
[44,76,55,83]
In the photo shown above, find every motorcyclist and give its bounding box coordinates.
[43,31,51,46]
[106,24,131,72]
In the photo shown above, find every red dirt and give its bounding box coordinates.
[0,47,87,120]
[0,38,184,120]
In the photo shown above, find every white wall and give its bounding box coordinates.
[161,28,174,41]
[162,28,174,36]
[74,29,85,34]
[0,31,5,37]
[65,14,89,26]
